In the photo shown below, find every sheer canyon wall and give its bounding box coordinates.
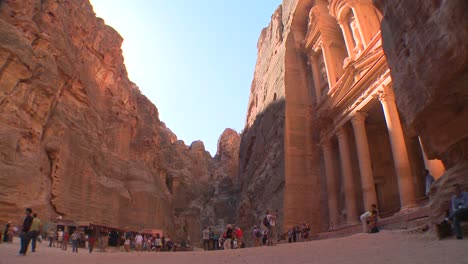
[375,0,468,222]
[0,0,239,242]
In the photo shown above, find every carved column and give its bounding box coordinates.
[310,54,323,104]
[350,3,381,45]
[321,42,337,88]
[336,127,359,224]
[351,112,378,208]
[322,138,339,229]
[337,20,355,59]
[378,86,417,208]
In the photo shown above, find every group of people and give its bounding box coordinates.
[287,223,311,243]
[202,225,244,250]
[16,208,42,256]
[251,209,278,247]
[131,233,179,252]
[46,228,96,253]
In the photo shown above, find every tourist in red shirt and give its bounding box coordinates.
[63,232,69,251]
[236,227,244,248]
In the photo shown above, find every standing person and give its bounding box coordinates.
[236,227,244,248]
[63,231,69,251]
[208,227,214,250]
[48,229,55,247]
[71,231,79,253]
[3,221,11,243]
[223,225,233,250]
[424,169,435,195]
[30,213,41,253]
[85,233,89,250]
[252,226,262,247]
[88,235,96,253]
[202,227,210,251]
[265,210,277,246]
[165,236,173,252]
[156,234,163,251]
[360,204,378,233]
[124,236,130,252]
[57,228,64,248]
[135,233,143,252]
[447,184,468,239]
[18,208,34,256]
[292,226,297,242]
[262,227,268,245]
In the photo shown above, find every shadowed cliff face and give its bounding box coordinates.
[238,100,286,234]
[0,0,240,243]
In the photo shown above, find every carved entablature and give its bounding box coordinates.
[329,0,381,61]
[305,1,348,103]
[304,4,347,54]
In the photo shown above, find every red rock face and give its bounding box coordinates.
[375,0,468,224]
[0,0,240,243]
[375,0,468,165]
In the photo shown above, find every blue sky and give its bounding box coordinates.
[90,0,281,155]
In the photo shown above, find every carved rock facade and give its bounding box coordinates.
[239,0,459,235]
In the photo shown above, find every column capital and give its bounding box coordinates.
[351,111,368,125]
[377,85,395,103]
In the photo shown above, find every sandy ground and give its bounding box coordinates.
[0,231,467,264]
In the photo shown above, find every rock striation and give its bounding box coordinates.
[0,0,240,243]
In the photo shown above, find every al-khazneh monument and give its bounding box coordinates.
[0,0,466,243]
[238,0,467,236]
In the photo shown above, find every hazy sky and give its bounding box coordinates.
[90,0,281,155]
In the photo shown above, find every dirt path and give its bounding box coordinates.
[1,231,467,264]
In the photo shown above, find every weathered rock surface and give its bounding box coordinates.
[0,0,239,243]
[238,0,324,237]
[375,0,468,224]
[375,0,468,166]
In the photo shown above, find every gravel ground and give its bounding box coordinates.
[0,230,467,264]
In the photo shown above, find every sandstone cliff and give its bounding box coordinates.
[0,0,239,243]
[375,0,468,224]
[238,0,325,237]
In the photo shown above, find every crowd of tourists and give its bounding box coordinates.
[286,223,311,243]
[4,177,467,257]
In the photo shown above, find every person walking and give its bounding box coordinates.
[18,208,34,256]
[71,231,79,253]
[30,213,41,252]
